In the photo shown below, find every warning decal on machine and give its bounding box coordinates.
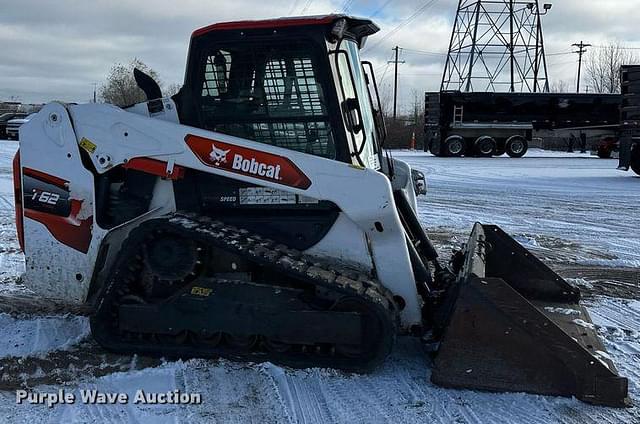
[185,134,312,189]
[239,187,297,205]
[79,137,97,154]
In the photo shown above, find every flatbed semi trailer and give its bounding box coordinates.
[618,65,640,176]
[425,91,621,157]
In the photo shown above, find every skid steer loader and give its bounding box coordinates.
[13,15,629,406]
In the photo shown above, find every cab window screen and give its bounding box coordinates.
[202,51,231,97]
[197,42,335,159]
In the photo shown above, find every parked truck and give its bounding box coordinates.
[425,91,621,157]
[618,65,640,176]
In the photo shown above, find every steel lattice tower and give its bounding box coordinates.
[441,0,550,93]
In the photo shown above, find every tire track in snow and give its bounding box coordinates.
[0,194,13,211]
[257,338,640,424]
[178,359,291,423]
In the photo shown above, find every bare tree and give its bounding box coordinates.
[410,89,424,125]
[377,81,394,119]
[100,58,162,107]
[585,43,639,93]
[550,79,571,93]
[165,83,182,97]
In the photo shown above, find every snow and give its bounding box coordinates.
[394,149,640,268]
[572,318,596,329]
[0,141,639,423]
[0,141,23,291]
[543,306,580,315]
[0,314,89,358]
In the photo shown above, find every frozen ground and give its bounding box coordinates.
[396,149,640,268]
[0,141,638,423]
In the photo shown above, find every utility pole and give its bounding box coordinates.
[572,41,591,93]
[388,46,405,121]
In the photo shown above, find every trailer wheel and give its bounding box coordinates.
[597,145,612,159]
[428,140,440,156]
[443,136,465,157]
[505,136,528,158]
[596,136,616,159]
[631,143,640,176]
[474,136,496,157]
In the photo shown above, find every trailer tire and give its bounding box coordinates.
[443,136,465,157]
[428,140,441,156]
[631,143,640,176]
[597,145,612,159]
[505,136,528,158]
[474,136,496,157]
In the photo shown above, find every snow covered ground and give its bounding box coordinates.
[0,141,638,423]
[397,149,640,268]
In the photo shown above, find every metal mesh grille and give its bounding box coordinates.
[199,44,335,158]
[202,51,231,98]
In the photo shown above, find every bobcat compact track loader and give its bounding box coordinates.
[13,15,629,406]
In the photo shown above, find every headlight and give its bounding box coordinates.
[411,169,427,196]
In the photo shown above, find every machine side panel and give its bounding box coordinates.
[18,103,108,303]
[68,103,422,328]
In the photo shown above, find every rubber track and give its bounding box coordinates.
[91,212,399,372]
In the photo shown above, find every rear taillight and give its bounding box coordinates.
[12,150,24,252]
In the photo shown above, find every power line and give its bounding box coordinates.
[374,64,388,73]
[398,72,441,76]
[401,47,447,57]
[378,63,392,83]
[364,0,440,52]
[369,0,393,18]
[367,0,439,51]
[340,0,357,13]
[378,52,396,83]
[546,51,574,57]
[300,0,313,14]
[288,0,301,14]
[591,44,640,50]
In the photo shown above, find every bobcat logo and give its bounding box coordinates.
[209,144,231,165]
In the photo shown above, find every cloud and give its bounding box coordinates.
[0,0,638,110]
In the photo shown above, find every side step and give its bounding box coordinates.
[431,224,630,407]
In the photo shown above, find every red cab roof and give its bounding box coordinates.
[192,14,352,38]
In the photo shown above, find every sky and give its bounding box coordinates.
[1,0,639,113]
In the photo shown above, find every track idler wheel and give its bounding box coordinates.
[144,232,200,281]
[141,229,207,299]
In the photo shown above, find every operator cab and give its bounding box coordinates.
[174,15,386,170]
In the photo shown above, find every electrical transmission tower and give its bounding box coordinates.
[441,0,552,93]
